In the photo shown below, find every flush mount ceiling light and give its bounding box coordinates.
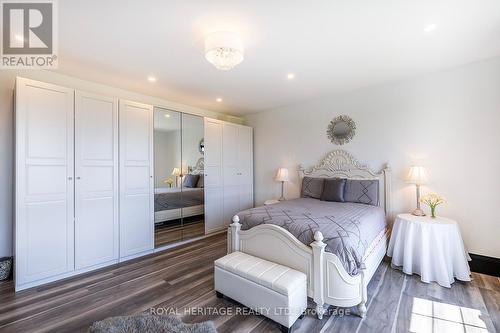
[204,31,244,71]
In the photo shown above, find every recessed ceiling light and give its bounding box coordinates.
[164,114,170,118]
[216,98,223,103]
[147,76,156,82]
[424,24,437,32]
[287,73,295,80]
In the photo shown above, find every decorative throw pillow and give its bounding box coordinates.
[344,179,379,206]
[196,174,204,188]
[321,178,346,202]
[301,177,325,199]
[183,174,200,188]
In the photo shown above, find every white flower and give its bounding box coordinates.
[420,192,446,207]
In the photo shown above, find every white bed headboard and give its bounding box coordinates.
[298,150,392,219]
[189,157,204,175]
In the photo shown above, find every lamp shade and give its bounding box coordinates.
[275,168,290,182]
[407,166,428,185]
[171,167,181,177]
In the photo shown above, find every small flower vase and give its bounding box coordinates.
[430,205,436,218]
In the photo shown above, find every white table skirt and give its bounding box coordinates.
[387,214,471,288]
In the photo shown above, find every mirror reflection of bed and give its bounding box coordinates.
[154,108,205,248]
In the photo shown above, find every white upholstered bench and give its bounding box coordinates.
[214,251,307,333]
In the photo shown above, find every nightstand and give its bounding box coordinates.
[387,213,471,287]
[264,199,280,205]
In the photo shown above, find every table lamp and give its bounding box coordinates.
[407,166,428,216]
[172,167,181,187]
[275,167,290,201]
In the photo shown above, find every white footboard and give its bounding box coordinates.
[228,215,385,318]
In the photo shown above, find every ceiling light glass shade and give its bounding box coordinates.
[204,31,244,71]
[407,166,428,185]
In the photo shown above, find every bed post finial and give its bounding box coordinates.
[313,230,324,242]
[311,230,326,319]
[229,215,241,253]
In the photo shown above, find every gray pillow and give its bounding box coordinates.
[196,174,204,188]
[321,178,346,202]
[183,174,200,188]
[301,177,325,199]
[344,179,379,206]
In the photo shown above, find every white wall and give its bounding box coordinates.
[0,70,240,257]
[154,130,180,188]
[245,56,500,259]
[182,114,204,172]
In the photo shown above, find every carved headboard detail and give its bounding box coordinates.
[189,157,205,175]
[298,150,392,219]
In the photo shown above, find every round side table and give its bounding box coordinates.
[387,213,471,288]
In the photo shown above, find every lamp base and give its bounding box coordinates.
[411,208,426,216]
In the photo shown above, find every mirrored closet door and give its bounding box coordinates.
[153,108,205,248]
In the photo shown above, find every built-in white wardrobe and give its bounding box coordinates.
[15,78,124,290]
[14,77,253,291]
[204,119,253,233]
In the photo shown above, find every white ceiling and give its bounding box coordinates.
[57,0,500,115]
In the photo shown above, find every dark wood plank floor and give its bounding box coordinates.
[0,232,498,333]
[154,219,205,247]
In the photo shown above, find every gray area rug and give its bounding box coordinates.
[89,314,217,333]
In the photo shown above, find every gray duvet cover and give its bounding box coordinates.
[238,198,386,276]
[154,188,204,212]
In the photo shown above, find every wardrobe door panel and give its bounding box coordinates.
[119,100,154,258]
[75,92,118,269]
[204,119,224,233]
[15,78,75,288]
[238,126,254,210]
[205,120,222,187]
[180,113,205,242]
[222,123,240,224]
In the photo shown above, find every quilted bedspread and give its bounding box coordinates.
[238,198,386,276]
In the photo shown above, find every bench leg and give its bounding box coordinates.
[357,301,367,318]
[215,291,223,299]
[279,324,291,333]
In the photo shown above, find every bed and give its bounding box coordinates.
[154,187,204,223]
[154,158,205,224]
[228,150,392,319]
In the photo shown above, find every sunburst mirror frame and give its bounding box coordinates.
[327,115,356,145]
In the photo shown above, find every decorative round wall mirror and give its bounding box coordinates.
[327,115,356,145]
[199,138,205,154]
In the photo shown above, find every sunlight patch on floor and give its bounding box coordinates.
[410,297,488,333]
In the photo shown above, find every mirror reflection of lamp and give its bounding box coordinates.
[172,167,181,187]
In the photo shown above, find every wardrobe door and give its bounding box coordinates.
[153,108,182,247]
[204,118,223,233]
[181,114,205,241]
[119,100,154,258]
[75,92,118,269]
[237,125,254,210]
[222,123,240,225]
[15,78,74,288]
